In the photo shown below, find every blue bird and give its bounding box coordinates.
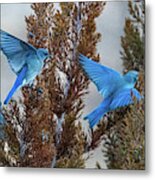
[79,54,142,128]
[0,30,50,104]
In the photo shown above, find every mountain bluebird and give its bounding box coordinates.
[79,54,142,128]
[0,30,50,104]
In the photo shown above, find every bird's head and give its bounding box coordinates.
[37,48,50,61]
[124,70,139,86]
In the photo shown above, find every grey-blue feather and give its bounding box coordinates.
[0,30,50,104]
[79,54,123,98]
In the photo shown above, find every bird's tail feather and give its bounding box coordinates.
[4,82,21,105]
[4,66,27,104]
[84,98,110,128]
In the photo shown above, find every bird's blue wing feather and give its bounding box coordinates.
[0,30,36,74]
[110,88,142,110]
[79,54,122,98]
[84,97,111,128]
[4,66,28,104]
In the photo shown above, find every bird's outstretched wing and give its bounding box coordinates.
[0,30,36,74]
[79,54,122,98]
[110,88,142,110]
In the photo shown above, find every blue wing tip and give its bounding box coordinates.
[83,116,87,120]
[79,53,84,56]
[79,53,87,60]
[79,54,91,65]
[4,99,8,105]
[84,116,94,129]
[4,96,10,105]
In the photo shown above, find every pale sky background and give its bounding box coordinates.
[0,2,129,168]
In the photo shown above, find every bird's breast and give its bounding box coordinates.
[25,55,43,83]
